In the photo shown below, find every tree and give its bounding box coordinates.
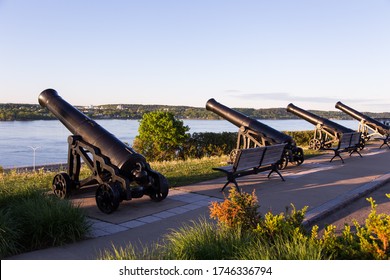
[133,111,190,161]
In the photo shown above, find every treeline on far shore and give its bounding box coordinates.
[1,103,389,121]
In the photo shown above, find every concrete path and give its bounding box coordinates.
[7,143,390,260]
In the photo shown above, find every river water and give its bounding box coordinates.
[0,119,358,168]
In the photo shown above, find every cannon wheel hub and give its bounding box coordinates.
[95,182,121,214]
[309,139,322,150]
[149,172,169,202]
[293,148,304,165]
[52,172,73,199]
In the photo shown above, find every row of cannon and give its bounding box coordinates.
[287,102,389,150]
[206,98,389,164]
[38,89,389,213]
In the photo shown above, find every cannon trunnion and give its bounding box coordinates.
[286,103,361,150]
[206,98,304,169]
[39,89,168,213]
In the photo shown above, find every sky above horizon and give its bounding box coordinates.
[0,0,389,112]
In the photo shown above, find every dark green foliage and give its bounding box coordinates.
[0,209,22,257]
[133,110,237,161]
[184,132,237,159]
[0,170,91,258]
[133,111,190,161]
[2,103,389,121]
[10,194,90,250]
[283,130,313,147]
[0,191,91,258]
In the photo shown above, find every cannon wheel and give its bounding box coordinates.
[228,149,240,164]
[358,138,366,150]
[278,152,289,170]
[52,172,73,199]
[309,139,322,150]
[149,172,169,202]
[95,182,121,214]
[293,148,304,165]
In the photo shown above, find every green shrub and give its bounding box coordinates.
[133,111,190,161]
[184,132,237,159]
[283,130,313,147]
[317,195,390,260]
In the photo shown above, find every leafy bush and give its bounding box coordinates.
[284,130,313,147]
[356,196,390,258]
[133,111,190,161]
[184,132,237,159]
[209,188,260,231]
[316,195,390,260]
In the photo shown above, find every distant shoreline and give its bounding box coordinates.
[1,102,389,122]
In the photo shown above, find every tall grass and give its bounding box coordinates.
[162,219,252,260]
[9,193,90,250]
[101,189,390,260]
[100,218,328,260]
[0,169,90,259]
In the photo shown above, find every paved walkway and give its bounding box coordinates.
[7,143,390,260]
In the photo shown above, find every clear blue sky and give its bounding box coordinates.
[1,0,389,112]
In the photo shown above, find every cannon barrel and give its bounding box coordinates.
[286,103,354,135]
[38,89,146,175]
[335,101,389,136]
[206,98,293,144]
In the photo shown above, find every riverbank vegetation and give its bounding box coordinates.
[2,102,389,121]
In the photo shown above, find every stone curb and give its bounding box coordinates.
[302,172,390,228]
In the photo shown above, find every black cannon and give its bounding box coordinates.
[286,103,358,150]
[38,89,169,213]
[206,98,304,168]
[336,101,390,149]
